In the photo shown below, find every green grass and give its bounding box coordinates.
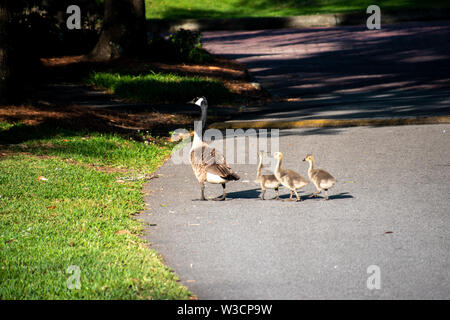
[0,123,191,299]
[146,0,450,19]
[85,71,233,104]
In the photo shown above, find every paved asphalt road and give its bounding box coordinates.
[140,124,450,299]
[203,22,450,121]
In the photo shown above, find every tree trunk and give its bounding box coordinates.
[0,0,11,103]
[89,0,146,61]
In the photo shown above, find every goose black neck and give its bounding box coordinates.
[196,105,207,135]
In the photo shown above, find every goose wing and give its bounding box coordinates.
[191,143,239,180]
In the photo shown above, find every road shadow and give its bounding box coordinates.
[204,22,450,121]
[226,188,314,200]
[226,188,261,199]
[302,192,354,201]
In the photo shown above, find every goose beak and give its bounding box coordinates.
[187,99,196,104]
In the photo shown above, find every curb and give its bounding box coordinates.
[148,8,450,32]
[209,116,450,130]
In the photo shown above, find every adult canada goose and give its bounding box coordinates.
[273,152,308,202]
[188,97,240,201]
[303,154,336,200]
[256,152,280,200]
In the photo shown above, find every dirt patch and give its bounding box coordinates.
[0,103,192,137]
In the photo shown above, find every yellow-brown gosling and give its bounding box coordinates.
[256,152,281,200]
[273,152,309,202]
[303,154,336,200]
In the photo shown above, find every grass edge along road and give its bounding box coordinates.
[146,0,450,19]
[0,124,192,299]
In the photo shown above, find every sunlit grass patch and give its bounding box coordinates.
[146,0,450,19]
[85,71,234,104]
[0,122,191,299]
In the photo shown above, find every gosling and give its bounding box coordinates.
[273,152,309,202]
[303,154,336,200]
[256,152,281,200]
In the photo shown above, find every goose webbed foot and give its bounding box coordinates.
[192,185,207,201]
[192,197,208,201]
[212,196,226,201]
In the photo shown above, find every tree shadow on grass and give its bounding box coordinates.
[0,103,193,145]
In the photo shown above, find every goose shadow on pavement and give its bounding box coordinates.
[225,188,353,201]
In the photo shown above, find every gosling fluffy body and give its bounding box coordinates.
[303,154,336,200]
[256,152,280,200]
[273,152,309,201]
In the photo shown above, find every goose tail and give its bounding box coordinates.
[228,172,240,181]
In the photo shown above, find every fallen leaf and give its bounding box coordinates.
[37,176,48,181]
[116,230,131,235]
[384,231,393,234]
[284,97,302,102]
[46,206,56,210]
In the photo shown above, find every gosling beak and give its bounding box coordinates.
[302,158,306,161]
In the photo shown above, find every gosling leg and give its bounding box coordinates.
[283,190,294,202]
[272,187,280,200]
[311,190,321,198]
[261,188,266,200]
[294,189,301,202]
[323,189,329,201]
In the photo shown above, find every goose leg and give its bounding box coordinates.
[198,183,207,201]
[213,183,226,201]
